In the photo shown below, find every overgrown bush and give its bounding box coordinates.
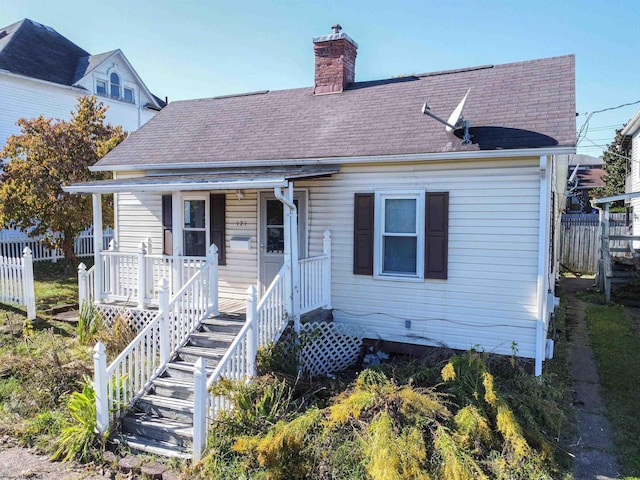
[77,301,101,345]
[188,351,571,480]
[52,377,105,463]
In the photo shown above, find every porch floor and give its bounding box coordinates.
[97,294,246,319]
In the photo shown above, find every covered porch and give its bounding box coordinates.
[66,167,337,329]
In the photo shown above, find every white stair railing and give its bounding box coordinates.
[196,263,289,457]
[93,244,219,434]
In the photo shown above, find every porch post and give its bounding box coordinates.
[92,193,103,303]
[287,183,301,334]
[93,342,109,434]
[323,229,332,309]
[171,191,182,294]
[137,242,146,309]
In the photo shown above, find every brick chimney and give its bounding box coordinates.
[313,24,358,95]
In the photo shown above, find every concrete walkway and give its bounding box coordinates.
[562,277,620,480]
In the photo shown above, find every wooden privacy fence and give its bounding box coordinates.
[0,226,114,262]
[559,213,629,274]
[0,247,36,319]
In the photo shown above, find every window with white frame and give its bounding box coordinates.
[110,72,121,99]
[96,79,107,96]
[374,191,425,279]
[183,197,208,256]
[123,87,134,103]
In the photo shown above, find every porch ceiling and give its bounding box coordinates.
[63,166,339,194]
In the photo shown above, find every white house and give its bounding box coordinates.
[64,26,575,458]
[0,18,164,148]
[622,107,640,244]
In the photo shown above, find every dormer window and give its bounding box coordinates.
[110,72,121,99]
[96,79,107,96]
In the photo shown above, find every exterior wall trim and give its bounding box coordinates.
[90,147,577,172]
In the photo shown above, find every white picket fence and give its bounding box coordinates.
[0,247,36,319]
[0,226,114,262]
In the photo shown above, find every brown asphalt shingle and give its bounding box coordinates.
[95,55,576,169]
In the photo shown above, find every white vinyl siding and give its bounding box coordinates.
[631,133,640,247]
[297,157,542,359]
[110,156,544,358]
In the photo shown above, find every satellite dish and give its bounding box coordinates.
[422,89,473,145]
[445,89,470,133]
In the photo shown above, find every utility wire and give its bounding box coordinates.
[576,99,640,146]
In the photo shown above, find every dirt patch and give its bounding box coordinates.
[0,440,112,479]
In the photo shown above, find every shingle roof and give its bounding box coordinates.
[94,54,576,169]
[0,19,89,85]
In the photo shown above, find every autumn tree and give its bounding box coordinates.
[592,128,630,206]
[0,96,126,263]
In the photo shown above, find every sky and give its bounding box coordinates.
[3,0,639,158]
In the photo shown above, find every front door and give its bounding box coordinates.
[259,191,307,293]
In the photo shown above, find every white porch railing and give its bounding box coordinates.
[93,244,219,433]
[0,247,36,320]
[299,230,332,314]
[89,239,207,308]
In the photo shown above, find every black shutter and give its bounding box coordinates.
[353,193,374,275]
[210,194,226,265]
[425,192,449,279]
[161,195,173,256]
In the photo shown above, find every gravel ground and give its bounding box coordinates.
[0,437,112,480]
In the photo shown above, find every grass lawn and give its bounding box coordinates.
[0,260,90,449]
[584,296,640,478]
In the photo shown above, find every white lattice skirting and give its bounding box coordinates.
[96,304,157,333]
[299,322,363,377]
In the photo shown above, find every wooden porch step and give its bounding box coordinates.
[135,394,194,423]
[177,345,229,365]
[187,331,238,348]
[163,359,218,381]
[151,377,194,401]
[200,317,246,332]
[117,433,190,460]
[121,414,193,447]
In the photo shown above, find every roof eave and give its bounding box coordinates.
[0,68,87,92]
[90,146,577,172]
[621,107,640,137]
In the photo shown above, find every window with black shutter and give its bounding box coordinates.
[161,194,172,255]
[210,194,226,265]
[353,191,448,280]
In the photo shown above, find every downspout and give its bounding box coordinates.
[535,156,551,376]
[274,184,300,334]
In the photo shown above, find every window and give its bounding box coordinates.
[183,198,207,256]
[110,72,121,99]
[164,194,226,262]
[374,191,424,279]
[353,191,449,280]
[123,87,134,103]
[96,79,107,96]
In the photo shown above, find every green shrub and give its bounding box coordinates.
[52,378,104,463]
[77,301,101,345]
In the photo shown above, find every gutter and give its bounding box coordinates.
[89,146,577,172]
[0,69,87,93]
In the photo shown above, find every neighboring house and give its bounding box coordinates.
[622,107,640,244]
[64,26,575,458]
[565,154,605,213]
[0,18,165,148]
